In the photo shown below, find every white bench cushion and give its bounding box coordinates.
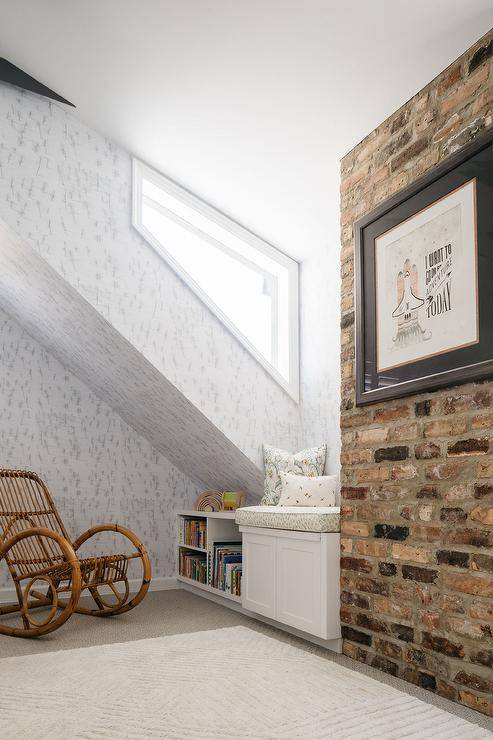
[235,505,340,533]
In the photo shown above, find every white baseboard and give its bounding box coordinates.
[0,576,178,604]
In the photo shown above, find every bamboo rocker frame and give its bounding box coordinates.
[0,469,151,637]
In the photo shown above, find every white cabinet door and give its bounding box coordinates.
[242,531,276,618]
[276,535,322,637]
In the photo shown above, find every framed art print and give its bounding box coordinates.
[355,129,493,405]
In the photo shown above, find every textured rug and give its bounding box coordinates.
[0,626,489,739]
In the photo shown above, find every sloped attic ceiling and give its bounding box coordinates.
[0,218,264,496]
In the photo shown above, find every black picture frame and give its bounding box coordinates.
[355,128,493,406]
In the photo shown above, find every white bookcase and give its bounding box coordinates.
[177,510,242,603]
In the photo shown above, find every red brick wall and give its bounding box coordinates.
[340,31,493,716]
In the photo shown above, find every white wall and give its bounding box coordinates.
[0,309,198,589]
[0,85,301,470]
[300,249,341,478]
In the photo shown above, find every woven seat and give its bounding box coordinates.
[0,469,151,637]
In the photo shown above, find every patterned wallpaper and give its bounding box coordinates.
[0,85,301,469]
[0,309,199,589]
[0,218,265,495]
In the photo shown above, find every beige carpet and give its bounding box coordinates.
[0,625,490,739]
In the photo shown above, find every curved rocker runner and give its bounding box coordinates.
[0,469,151,637]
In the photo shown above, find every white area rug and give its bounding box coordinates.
[0,626,489,739]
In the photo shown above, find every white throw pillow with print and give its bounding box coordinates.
[277,471,337,507]
[261,443,327,506]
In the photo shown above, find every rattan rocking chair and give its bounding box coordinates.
[0,469,151,637]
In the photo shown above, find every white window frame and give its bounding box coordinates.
[132,158,300,401]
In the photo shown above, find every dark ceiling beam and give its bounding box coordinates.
[0,57,75,107]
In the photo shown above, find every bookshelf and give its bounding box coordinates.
[177,510,242,603]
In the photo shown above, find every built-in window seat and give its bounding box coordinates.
[235,505,340,533]
[237,505,341,645]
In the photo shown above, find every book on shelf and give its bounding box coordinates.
[181,517,207,549]
[209,540,242,597]
[179,549,207,584]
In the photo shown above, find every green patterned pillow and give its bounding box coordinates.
[261,443,327,506]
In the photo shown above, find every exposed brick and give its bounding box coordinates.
[341,625,372,646]
[371,655,399,676]
[356,613,389,634]
[419,673,437,691]
[391,136,428,171]
[343,642,369,662]
[355,467,390,483]
[374,446,409,462]
[440,64,489,115]
[477,459,493,478]
[424,418,467,438]
[470,504,493,525]
[451,617,492,640]
[392,423,419,441]
[341,448,373,465]
[340,310,354,329]
[437,679,457,701]
[415,399,432,417]
[340,538,352,553]
[443,390,491,414]
[391,623,414,642]
[437,65,462,96]
[340,557,373,573]
[471,412,493,430]
[340,607,352,623]
[470,553,493,573]
[340,591,370,609]
[471,650,493,668]
[446,528,493,548]
[436,550,469,568]
[357,427,389,445]
[474,483,493,499]
[378,562,397,577]
[341,486,368,500]
[392,543,429,562]
[443,484,469,502]
[341,410,372,429]
[468,39,493,74]
[439,507,467,523]
[393,581,433,605]
[374,638,402,661]
[470,599,493,620]
[340,30,493,718]
[458,690,493,718]
[416,485,440,499]
[373,595,412,619]
[350,576,389,596]
[447,438,489,456]
[391,464,417,480]
[419,610,440,629]
[441,593,466,614]
[425,461,466,480]
[415,442,440,460]
[402,565,438,583]
[445,573,493,597]
[354,540,388,557]
[421,632,464,658]
[374,405,410,423]
[341,521,370,537]
[373,524,409,541]
[417,505,433,522]
[411,525,441,543]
